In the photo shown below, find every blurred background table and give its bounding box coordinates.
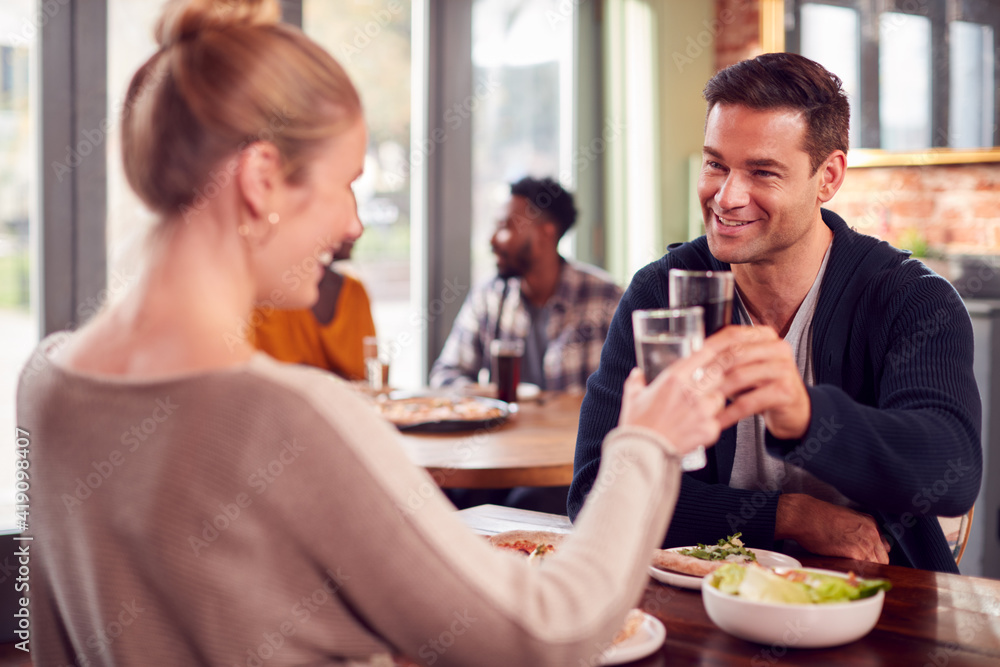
[457,505,1000,666]
[397,392,583,489]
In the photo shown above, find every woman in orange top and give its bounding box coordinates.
[251,257,375,380]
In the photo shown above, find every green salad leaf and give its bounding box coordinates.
[708,564,891,604]
[678,533,758,562]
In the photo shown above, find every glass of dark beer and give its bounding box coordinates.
[490,339,524,404]
[668,269,735,336]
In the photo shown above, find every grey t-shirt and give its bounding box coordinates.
[521,300,550,390]
[729,245,854,507]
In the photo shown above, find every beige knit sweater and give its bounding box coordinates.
[17,336,682,666]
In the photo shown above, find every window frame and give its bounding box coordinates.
[38,0,605,385]
[775,0,1000,167]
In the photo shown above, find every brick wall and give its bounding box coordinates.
[716,0,761,70]
[830,165,1000,260]
[713,0,1000,265]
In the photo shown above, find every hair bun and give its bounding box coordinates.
[155,0,281,48]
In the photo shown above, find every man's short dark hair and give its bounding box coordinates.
[510,176,578,239]
[703,52,850,174]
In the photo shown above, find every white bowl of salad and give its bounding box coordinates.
[701,564,891,648]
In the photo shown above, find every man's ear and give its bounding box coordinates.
[236,141,283,220]
[537,217,560,245]
[817,150,847,203]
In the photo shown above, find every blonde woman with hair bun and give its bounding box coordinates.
[17,0,726,665]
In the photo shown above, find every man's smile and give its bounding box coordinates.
[710,210,758,230]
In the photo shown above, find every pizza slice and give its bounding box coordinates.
[651,533,758,577]
[488,529,566,559]
[488,530,648,645]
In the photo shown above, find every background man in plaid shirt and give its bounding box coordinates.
[430,176,623,395]
[430,176,623,514]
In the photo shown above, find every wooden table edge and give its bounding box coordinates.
[428,464,574,489]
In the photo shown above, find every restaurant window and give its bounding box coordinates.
[106,0,160,284]
[799,3,861,148]
[879,12,932,151]
[0,0,39,526]
[304,0,418,388]
[469,0,576,285]
[787,0,1000,150]
[949,20,995,149]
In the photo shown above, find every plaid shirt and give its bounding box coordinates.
[429,260,624,392]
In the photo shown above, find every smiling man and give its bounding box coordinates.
[569,53,982,573]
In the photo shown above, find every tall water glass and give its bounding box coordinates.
[668,269,735,336]
[631,306,707,471]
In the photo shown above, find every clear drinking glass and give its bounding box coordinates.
[668,269,735,336]
[632,306,708,471]
[363,336,390,391]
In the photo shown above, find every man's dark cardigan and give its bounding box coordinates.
[569,210,982,573]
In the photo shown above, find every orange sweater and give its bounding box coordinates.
[251,272,375,380]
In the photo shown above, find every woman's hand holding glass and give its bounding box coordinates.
[619,345,727,461]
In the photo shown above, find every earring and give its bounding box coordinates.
[238,224,250,236]
[268,212,280,224]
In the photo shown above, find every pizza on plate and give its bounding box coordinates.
[487,530,646,645]
[374,395,505,427]
[651,533,757,577]
[488,529,566,559]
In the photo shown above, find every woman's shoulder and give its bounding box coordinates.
[239,354,395,439]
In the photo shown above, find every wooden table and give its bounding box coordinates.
[397,392,583,489]
[458,505,1000,666]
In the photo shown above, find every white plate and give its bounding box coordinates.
[648,548,802,590]
[462,382,541,401]
[598,612,665,665]
[516,383,541,400]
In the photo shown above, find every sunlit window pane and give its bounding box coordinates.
[949,21,995,149]
[879,12,932,151]
[800,3,861,148]
[106,1,160,284]
[0,0,39,526]
[305,1,415,387]
[471,0,575,285]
